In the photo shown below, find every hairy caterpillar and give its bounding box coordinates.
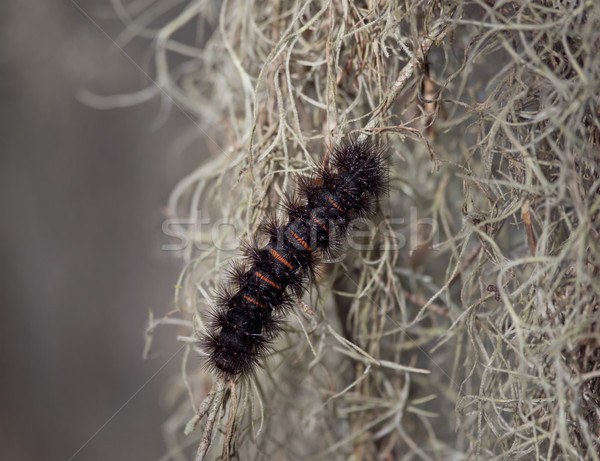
[202,140,387,378]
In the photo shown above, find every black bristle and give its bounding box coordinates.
[201,139,387,378]
[225,262,251,288]
[296,174,321,207]
[260,217,283,242]
[281,193,306,221]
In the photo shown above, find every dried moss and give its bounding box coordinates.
[115,0,600,458]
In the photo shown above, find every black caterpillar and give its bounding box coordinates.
[202,140,387,377]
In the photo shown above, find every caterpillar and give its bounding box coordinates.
[202,140,387,378]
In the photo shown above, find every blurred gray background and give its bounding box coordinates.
[0,1,200,459]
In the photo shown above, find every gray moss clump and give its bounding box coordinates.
[128,0,600,459]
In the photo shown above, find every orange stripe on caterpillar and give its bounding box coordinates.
[269,248,294,270]
[310,212,329,231]
[289,230,312,251]
[243,295,267,309]
[255,271,281,290]
[327,196,345,213]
